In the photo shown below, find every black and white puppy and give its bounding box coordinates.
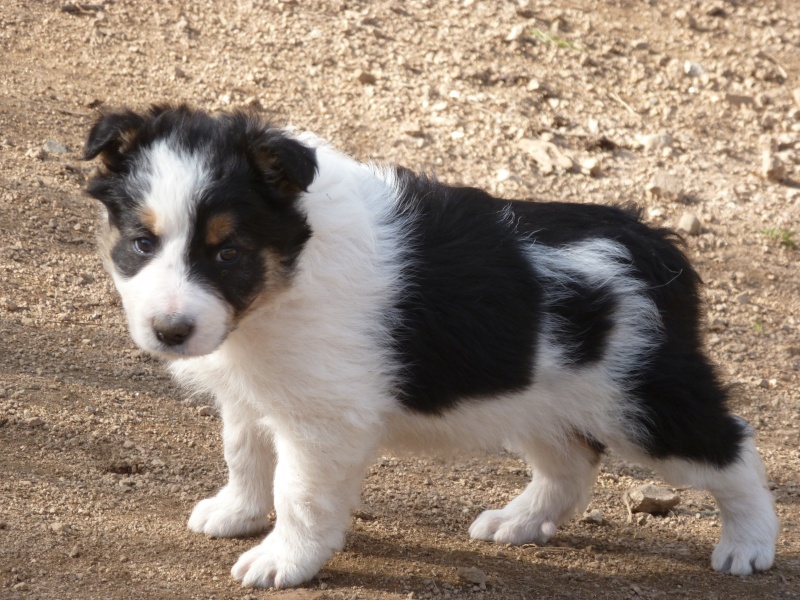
[84,105,778,589]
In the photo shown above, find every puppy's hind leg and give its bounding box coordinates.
[470,434,602,546]
[188,400,276,538]
[646,428,779,575]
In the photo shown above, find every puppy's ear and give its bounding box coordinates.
[83,110,147,172]
[251,132,318,196]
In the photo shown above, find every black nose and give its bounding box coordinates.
[152,315,195,346]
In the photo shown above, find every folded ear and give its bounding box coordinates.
[83,109,147,171]
[251,131,318,196]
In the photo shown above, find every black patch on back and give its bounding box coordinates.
[389,173,543,414]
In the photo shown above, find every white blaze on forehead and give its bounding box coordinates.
[131,139,211,239]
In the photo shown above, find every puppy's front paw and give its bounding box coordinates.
[231,535,328,589]
[188,487,271,538]
[469,508,557,546]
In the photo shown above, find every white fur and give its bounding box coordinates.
[107,134,777,588]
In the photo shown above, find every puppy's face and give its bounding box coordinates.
[84,105,316,358]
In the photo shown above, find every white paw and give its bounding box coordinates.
[469,508,558,545]
[712,538,775,575]
[231,534,328,589]
[188,487,271,538]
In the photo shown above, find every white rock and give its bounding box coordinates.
[496,169,512,182]
[647,171,683,201]
[581,508,604,524]
[43,140,68,155]
[683,61,705,78]
[677,212,701,236]
[581,157,601,177]
[792,88,800,109]
[639,132,673,152]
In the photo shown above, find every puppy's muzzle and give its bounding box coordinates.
[152,315,195,347]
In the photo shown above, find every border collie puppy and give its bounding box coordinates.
[84,105,778,589]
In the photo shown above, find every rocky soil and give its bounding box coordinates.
[1,0,799,598]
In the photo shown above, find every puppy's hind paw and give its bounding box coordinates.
[712,538,775,575]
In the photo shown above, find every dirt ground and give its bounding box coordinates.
[1,0,799,598]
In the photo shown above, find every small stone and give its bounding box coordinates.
[724,93,754,108]
[174,67,188,79]
[506,24,526,42]
[356,70,377,85]
[631,39,649,51]
[25,416,44,427]
[457,567,487,585]
[677,212,701,236]
[735,293,751,305]
[792,88,800,109]
[122,440,135,449]
[683,61,705,78]
[43,140,69,155]
[2,297,19,312]
[518,138,575,175]
[624,484,680,516]
[647,171,683,201]
[581,508,605,524]
[674,9,697,29]
[581,157,601,177]
[496,169,512,183]
[635,513,650,526]
[639,132,673,152]
[69,545,80,558]
[50,522,68,533]
[196,405,215,417]
[761,151,787,182]
[400,122,424,138]
[13,582,28,591]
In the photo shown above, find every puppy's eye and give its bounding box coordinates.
[216,246,239,264]
[133,237,155,255]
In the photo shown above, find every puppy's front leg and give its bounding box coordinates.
[188,400,275,538]
[231,423,378,589]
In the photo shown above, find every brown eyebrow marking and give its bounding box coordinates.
[138,205,160,236]
[206,212,237,246]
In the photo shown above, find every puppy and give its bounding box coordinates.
[84,105,778,589]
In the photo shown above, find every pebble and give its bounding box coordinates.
[793,88,800,109]
[69,545,81,558]
[673,9,697,29]
[624,484,680,516]
[122,440,135,449]
[196,405,215,417]
[677,212,701,236]
[356,70,377,85]
[581,157,601,177]
[724,93,754,108]
[581,508,605,524]
[646,171,683,201]
[457,567,487,585]
[43,140,69,155]
[683,61,705,78]
[2,297,20,312]
[639,132,673,152]
[761,151,787,182]
[50,522,68,533]
[518,138,575,175]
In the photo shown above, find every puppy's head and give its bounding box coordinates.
[84,104,316,358]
